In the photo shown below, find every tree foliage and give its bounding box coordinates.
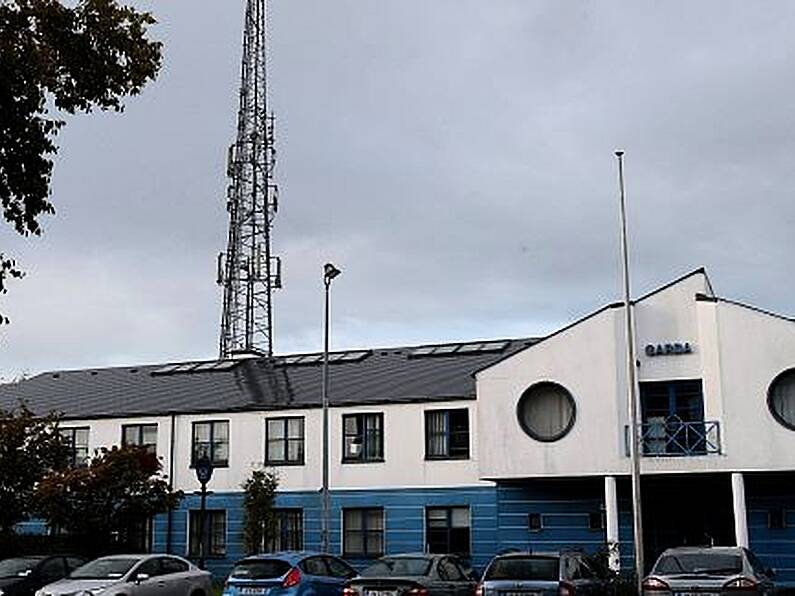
[0,0,162,322]
[34,445,182,551]
[0,401,69,536]
[242,469,279,555]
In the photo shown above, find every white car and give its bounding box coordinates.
[36,554,213,596]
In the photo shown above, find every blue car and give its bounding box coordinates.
[223,552,358,596]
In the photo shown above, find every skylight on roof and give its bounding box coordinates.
[275,350,371,366]
[408,341,510,358]
[151,360,242,376]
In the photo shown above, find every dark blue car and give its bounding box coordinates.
[223,552,358,596]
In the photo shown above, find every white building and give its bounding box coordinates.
[3,268,794,581]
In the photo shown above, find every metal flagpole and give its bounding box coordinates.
[615,150,645,589]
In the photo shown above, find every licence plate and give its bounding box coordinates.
[501,592,539,596]
[240,589,267,595]
[365,590,397,596]
[675,592,718,596]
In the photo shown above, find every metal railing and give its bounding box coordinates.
[625,419,722,457]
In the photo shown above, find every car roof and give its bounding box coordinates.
[493,551,568,559]
[238,551,331,564]
[659,546,745,556]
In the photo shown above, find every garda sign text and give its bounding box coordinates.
[645,342,693,357]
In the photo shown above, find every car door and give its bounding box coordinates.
[36,557,68,592]
[440,557,473,596]
[129,557,164,596]
[301,556,339,596]
[158,557,193,596]
[324,556,358,595]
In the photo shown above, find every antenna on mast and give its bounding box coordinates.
[217,0,282,359]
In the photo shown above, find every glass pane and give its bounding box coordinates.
[344,416,359,434]
[451,507,470,528]
[288,439,302,462]
[367,530,383,555]
[213,441,229,464]
[366,509,383,530]
[123,426,138,445]
[345,532,363,555]
[287,418,303,439]
[344,510,363,531]
[214,421,229,440]
[344,436,362,460]
[194,423,211,442]
[427,508,448,528]
[142,425,158,447]
[75,428,89,447]
[268,439,285,462]
[267,419,285,440]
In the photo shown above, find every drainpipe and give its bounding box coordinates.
[166,412,176,553]
[731,472,749,548]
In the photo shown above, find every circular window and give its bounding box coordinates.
[768,369,795,431]
[516,381,577,442]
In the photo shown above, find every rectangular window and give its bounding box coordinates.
[588,511,605,531]
[60,427,89,467]
[266,509,304,551]
[122,424,158,454]
[426,506,470,556]
[425,409,470,459]
[342,413,383,462]
[343,508,384,558]
[640,380,706,455]
[265,417,305,465]
[191,421,229,467]
[528,512,543,531]
[769,508,787,530]
[126,517,153,553]
[188,510,226,557]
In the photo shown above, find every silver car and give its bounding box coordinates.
[35,554,213,596]
[478,551,609,596]
[642,546,776,596]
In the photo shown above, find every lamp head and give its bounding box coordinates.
[324,263,341,285]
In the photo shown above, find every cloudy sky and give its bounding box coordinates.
[2,1,794,378]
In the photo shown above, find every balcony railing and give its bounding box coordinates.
[625,419,722,457]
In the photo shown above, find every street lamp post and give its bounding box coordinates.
[321,262,341,554]
[616,151,645,589]
[194,455,214,570]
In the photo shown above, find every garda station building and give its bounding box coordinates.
[2,268,795,581]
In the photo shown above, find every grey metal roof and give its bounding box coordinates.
[0,338,537,420]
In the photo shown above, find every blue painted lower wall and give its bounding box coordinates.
[747,473,795,585]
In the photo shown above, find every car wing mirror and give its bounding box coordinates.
[135,573,150,584]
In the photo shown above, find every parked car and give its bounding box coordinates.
[223,552,358,596]
[34,553,212,596]
[0,555,86,596]
[642,546,776,595]
[344,553,476,596]
[477,551,609,596]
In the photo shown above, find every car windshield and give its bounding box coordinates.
[654,553,743,576]
[70,558,140,579]
[485,557,559,581]
[362,558,432,577]
[230,559,292,580]
[0,558,40,578]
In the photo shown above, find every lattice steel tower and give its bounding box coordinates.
[217,0,281,358]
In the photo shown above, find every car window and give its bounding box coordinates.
[745,550,768,576]
[302,557,329,577]
[0,558,41,579]
[231,559,292,580]
[39,558,66,581]
[362,558,432,577]
[570,558,594,580]
[439,559,466,581]
[66,557,87,572]
[654,553,742,576]
[484,557,559,581]
[70,558,140,580]
[160,557,189,575]
[325,557,355,579]
[135,558,162,578]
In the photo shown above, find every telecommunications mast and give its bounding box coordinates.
[218,0,281,358]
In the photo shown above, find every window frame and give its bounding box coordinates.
[60,426,90,467]
[516,382,577,443]
[265,416,305,466]
[121,423,158,455]
[190,420,230,468]
[342,507,384,559]
[266,508,304,552]
[425,506,471,557]
[768,368,795,431]
[425,408,470,460]
[188,509,227,559]
[342,413,384,463]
